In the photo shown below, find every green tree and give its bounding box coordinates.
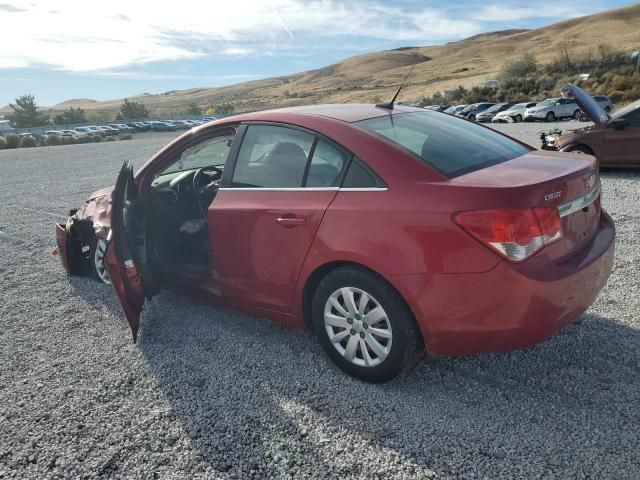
[119,98,149,120]
[9,94,48,127]
[185,102,202,115]
[54,107,86,125]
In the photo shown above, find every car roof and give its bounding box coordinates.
[226,103,424,124]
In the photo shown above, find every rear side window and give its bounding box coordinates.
[305,139,349,187]
[355,112,530,178]
[342,158,383,188]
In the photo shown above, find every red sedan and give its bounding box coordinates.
[55,104,615,382]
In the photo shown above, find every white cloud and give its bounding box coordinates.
[0,0,484,72]
[475,4,598,22]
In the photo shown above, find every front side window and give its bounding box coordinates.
[355,112,530,178]
[232,125,314,188]
[160,131,235,175]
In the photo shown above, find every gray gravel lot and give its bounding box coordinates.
[0,125,639,480]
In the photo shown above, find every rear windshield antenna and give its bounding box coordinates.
[376,57,417,110]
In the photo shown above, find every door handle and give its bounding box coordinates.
[276,216,306,227]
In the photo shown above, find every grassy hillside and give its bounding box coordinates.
[8,3,640,115]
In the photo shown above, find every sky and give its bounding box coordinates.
[0,0,636,107]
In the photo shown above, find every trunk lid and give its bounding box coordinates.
[450,150,600,261]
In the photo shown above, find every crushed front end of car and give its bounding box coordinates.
[53,187,113,283]
[539,128,563,151]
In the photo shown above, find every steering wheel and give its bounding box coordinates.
[192,165,223,214]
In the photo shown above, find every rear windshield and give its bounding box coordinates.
[355,111,530,178]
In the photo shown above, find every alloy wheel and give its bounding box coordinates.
[323,287,393,368]
[94,239,110,284]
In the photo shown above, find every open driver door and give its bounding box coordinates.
[103,161,158,342]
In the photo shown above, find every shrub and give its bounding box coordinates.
[20,135,37,148]
[5,134,20,149]
[500,53,540,80]
[0,137,5,149]
[118,133,132,141]
[45,134,61,146]
[92,135,103,143]
[105,136,115,142]
[37,139,46,147]
[80,135,93,143]
[61,136,74,145]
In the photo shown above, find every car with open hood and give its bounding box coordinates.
[541,84,640,168]
[54,102,615,382]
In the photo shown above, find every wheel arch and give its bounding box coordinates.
[561,142,595,155]
[300,260,426,347]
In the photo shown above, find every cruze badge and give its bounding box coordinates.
[586,174,596,189]
[545,191,563,201]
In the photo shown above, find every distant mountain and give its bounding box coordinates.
[12,3,640,114]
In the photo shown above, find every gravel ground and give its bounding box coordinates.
[0,125,639,480]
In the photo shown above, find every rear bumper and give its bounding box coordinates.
[392,211,615,356]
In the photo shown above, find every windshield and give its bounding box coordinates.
[485,104,506,113]
[507,103,527,111]
[612,99,640,119]
[355,112,530,178]
[539,99,557,107]
[461,104,476,113]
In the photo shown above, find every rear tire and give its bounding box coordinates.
[545,112,556,122]
[514,114,522,123]
[311,266,422,383]
[468,114,476,121]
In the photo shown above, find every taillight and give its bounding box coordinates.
[454,208,562,261]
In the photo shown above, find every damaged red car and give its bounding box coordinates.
[55,101,615,382]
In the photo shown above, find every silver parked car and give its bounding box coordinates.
[492,102,538,123]
[524,97,581,122]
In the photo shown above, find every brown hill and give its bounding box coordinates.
[27,3,640,113]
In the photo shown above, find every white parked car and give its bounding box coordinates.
[74,127,94,136]
[524,98,581,122]
[45,130,73,137]
[492,102,538,123]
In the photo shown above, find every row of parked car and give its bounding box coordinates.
[424,96,614,123]
[37,117,219,139]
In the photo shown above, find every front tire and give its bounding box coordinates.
[545,112,556,122]
[311,266,422,383]
[88,235,110,284]
[566,144,594,156]
[514,114,522,123]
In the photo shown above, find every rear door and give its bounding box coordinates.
[103,162,158,341]
[210,124,349,311]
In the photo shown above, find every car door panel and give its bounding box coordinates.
[209,189,337,311]
[604,125,640,166]
[103,162,157,342]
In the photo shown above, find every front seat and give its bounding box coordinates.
[262,142,308,187]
